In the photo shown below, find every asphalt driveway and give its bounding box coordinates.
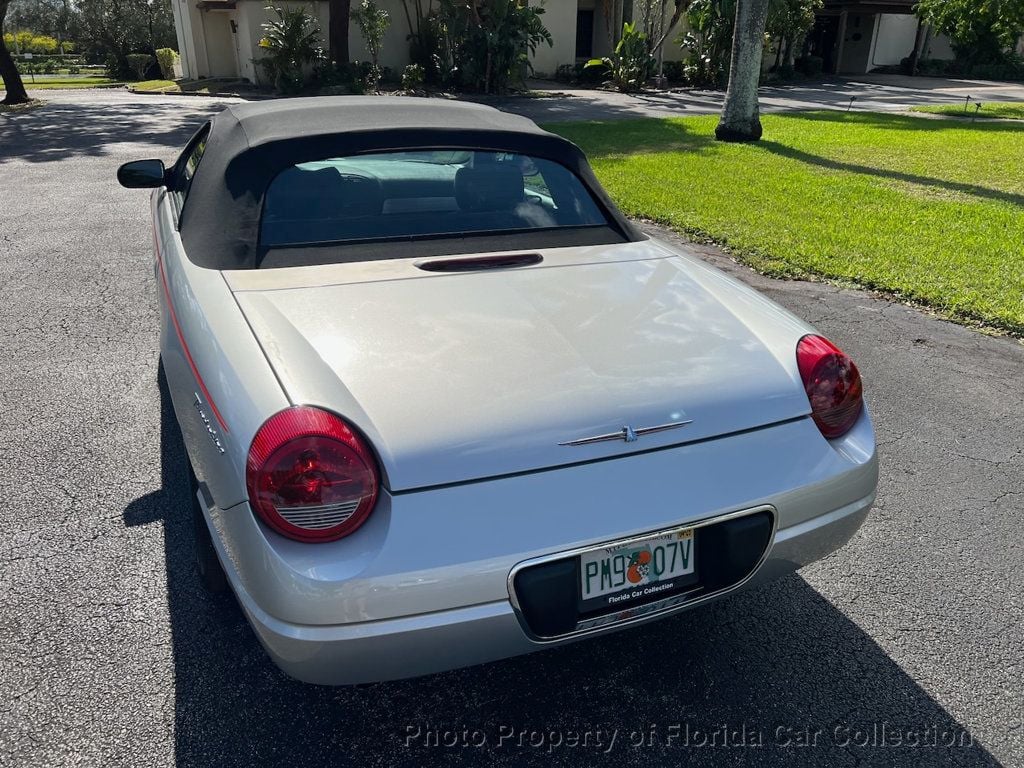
[496,73,1024,122]
[0,91,1021,767]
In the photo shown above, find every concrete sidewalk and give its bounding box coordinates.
[492,74,1024,122]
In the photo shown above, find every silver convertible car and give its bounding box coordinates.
[118,97,877,685]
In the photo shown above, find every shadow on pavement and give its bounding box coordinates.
[0,99,223,165]
[120,370,1001,768]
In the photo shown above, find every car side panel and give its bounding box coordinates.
[151,189,290,510]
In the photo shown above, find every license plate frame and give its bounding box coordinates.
[577,527,698,614]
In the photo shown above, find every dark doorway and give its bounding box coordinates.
[808,15,840,73]
[576,10,595,59]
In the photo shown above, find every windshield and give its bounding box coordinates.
[260,150,610,248]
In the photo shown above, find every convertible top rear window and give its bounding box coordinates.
[260,150,611,253]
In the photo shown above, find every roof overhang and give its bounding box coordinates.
[820,0,915,13]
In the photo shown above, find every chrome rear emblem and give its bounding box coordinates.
[559,420,693,447]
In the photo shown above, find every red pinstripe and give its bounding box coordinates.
[152,222,230,434]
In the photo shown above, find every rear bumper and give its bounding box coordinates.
[231,489,873,685]
[203,410,877,685]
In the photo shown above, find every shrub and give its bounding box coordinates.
[586,21,653,92]
[662,59,684,83]
[126,53,153,80]
[680,0,734,88]
[401,62,425,91]
[351,0,390,91]
[67,65,81,74]
[432,0,552,94]
[554,63,575,83]
[258,5,325,93]
[796,54,823,76]
[4,32,59,54]
[156,48,179,80]
[42,59,58,74]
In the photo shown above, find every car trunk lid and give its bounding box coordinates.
[227,241,811,491]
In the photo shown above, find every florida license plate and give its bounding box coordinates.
[579,528,696,609]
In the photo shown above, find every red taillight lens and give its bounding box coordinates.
[246,407,379,543]
[796,334,864,440]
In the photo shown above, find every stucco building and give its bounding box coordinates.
[807,0,954,74]
[170,0,686,84]
[170,0,959,84]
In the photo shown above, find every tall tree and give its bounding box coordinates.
[915,0,1024,66]
[766,0,821,69]
[78,0,174,78]
[329,0,351,64]
[715,0,771,142]
[0,0,31,104]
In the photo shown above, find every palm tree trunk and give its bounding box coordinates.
[0,0,30,104]
[329,0,352,64]
[715,0,771,142]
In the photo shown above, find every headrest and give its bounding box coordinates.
[455,165,524,212]
[265,167,383,220]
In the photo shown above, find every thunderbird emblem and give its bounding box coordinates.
[559,420,693,447]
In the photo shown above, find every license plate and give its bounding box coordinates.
[579,528,695,606]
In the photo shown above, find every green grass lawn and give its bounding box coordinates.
[128,78,252,95]
[549,112,1024,334]
[130,79,179,92]
[1,76,121,89]
[911,102,1024,120]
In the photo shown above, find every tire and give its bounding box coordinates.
[190,467,229,593]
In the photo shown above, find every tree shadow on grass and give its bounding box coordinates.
[122,368,1003,768]
[776,109,1024,133]
[757,137,1024,209]
[547,118,718,159]
[0,98,225,165]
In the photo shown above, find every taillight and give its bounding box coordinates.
[246,407,379,542]
[796,334,864,440]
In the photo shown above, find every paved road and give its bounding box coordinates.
[1,91,1021,767]
[491,73,1024,122]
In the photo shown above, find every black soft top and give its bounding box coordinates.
[178,96,641,270]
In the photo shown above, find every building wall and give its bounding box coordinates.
[529,0,579,77]
[202,11,240,77]
[925,31,955,61]
[170,0,196,78]
[868,13,955,69]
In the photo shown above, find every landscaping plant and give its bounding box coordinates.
[680,0,735,88]
[586,21,654,92]
[433,0,551,94]
[351,0,390,91]
[155,47,178,79]
[401,61,425,91]
[126,52,151,80]
[916,0,1024,67]
[258,5,324,93]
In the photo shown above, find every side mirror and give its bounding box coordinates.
[118,159,167,189]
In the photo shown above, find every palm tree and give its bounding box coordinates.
[715,0,771,142]
[0,0,31,105]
